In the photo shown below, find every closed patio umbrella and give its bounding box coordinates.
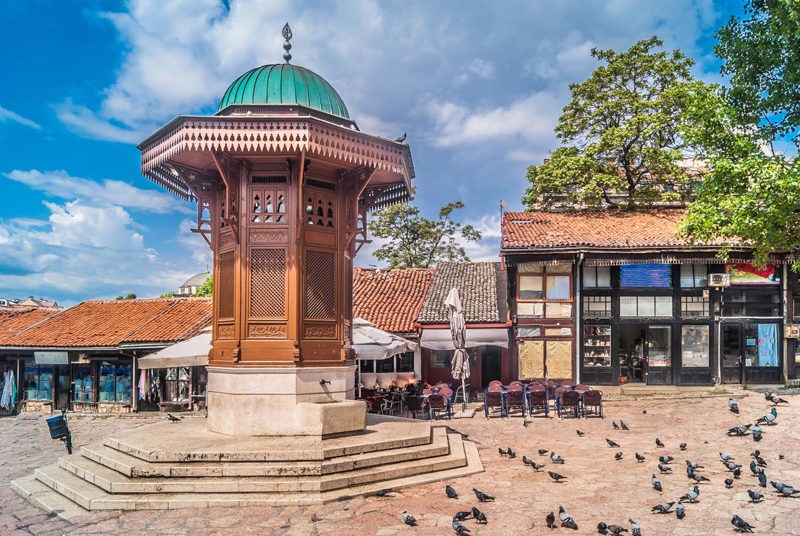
[352,318,418,397]
[445,287,469,412]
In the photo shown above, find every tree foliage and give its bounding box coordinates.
[522,36,700,209]
[680,1,800,266]
[369,193,481,268]
[194,276,213,297]
[115,293,137,300]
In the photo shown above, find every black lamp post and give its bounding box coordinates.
[45,408,72,454]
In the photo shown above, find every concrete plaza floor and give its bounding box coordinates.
[3,390,799,535]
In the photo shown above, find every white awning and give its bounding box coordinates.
[137,331,211,369]
[420,328,509,350]
[352,318,417,360]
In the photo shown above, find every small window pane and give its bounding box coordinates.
[648,326,671,367]
[517,302,544,318]
[430,350,451,368]
[680,265,695,287]
[546,302,572,318]
[376,357,395,373]
[620,296,637,317]
[583,295,611,317]
[546,264,572,273]
[681,325,709,367]
[546,276,571,300]
[359,359,374,373]
[517,326,541,337]
[519,275,543,299]
[638,297,655,316]
[655,297,673,316]
[583,265,597,287]
[396,352,414,373]
[596,266,611,287]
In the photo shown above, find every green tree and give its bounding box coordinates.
[115,293,137,300]
[194,276,213,297]
[159,291,175,298]
[522,36,701,209]
[369,194,481,268]
[680,1,800,266]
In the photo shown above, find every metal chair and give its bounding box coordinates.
[527,386,549,417]
[506,385,527,417]
[382,392,403,416]
[427,393,451,420]
[404,395,424,419]
[582,389,604,418]
[558,389,582,418]
[483,389,506,418]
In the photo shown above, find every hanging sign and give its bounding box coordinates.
[34,351,69,365]
[725,263,779,285]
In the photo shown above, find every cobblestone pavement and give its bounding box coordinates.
[3,391,799,535]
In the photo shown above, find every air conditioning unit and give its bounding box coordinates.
[786,325,800,339]
[708,273,731,287]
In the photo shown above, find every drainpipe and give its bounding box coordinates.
[716,288,723,386]
[575,253,584,385]
[783,262,789,385]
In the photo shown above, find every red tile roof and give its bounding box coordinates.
[353,267,434,333]
[0,308,60,345]
[4,298,211,349]
[501,209,717,250]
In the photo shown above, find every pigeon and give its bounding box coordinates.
[724,460,742,472]
[680,485,700,503]
[507,448,517,459]
[651,501,674,513]
[607,525,628,535]
[731,514,755,532]
[166,413,182,422]
[752,424,763,442]
[614,452,624,461]
[725,478,734,488]
[558,505,578,530]
[522,455,535,467]
[720,452,735,462]
[550,452,565,464]
[733,466,742,479]
[532,462,545,472]
[658,463,672,474]
[453,511,471,522]
[751,450,760,460]
[756,407,777,425]
[655,438,665,448]
[629,519,641,536]
[597,521,608,534]
[771,481,800,496]
[620,420,630,430]
[471,507,487,524]
[539,448,549,456]
[758,472,767,488]
[755,455,767,468]
[635,452,645,463]
[691,473,711,483]
[675,502,685,519]
[576,430,586,437]
[375,488,391,497]
[748,489,763,502]
[766,391,789,405]
[473,488,494,502]
[523,419,532,428]
[679,442,687,451]
[728,423,752,436]
[612,421,620,430]
[658,455,673,464]
[652,474,663,492]
[452,520,470,533]
[445,485,458,498]
[401,511,416,526]
[549,471,567,483]
[728,398,740,414]
[686,460,703,472]
[394,132,407,143]
[750,460,764,476]
[546,511,557,529]
[498,447,508,456]
[606,438,621,448]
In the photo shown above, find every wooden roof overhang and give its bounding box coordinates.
[137,113,414,212]
[500,246,794,267]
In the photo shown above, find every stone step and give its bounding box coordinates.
[102,414,431,463]
[58,431,464,494]
[82,426,450,478]
[30,434,478,510]
[10,474,89,521]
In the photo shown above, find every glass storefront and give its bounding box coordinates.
[24,363,53,400]
[99,362,132,403]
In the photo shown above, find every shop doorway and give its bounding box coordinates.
[55,365,71,411]
[619,324,646,383]
[619,323,672,384]
[721,323,743,383]
[721,322,781,384]
[481,346,501,388]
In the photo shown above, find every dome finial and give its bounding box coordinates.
[282,23,292,63]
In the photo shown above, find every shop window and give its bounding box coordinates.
[648,326,671,368]
[583,266,611,288]
[681,296,709,317]
[430,350,450,368]
[359,360,374,373]
[583,325,611,368]
[620,296,673,317]
[24,363,53,400]
[620,264,672,288]
[744,323,779,367]
[722,289,780,317]
[376,357,395,373]
[583,296,612,318]
[396,352,414,373]
[164,367,189,402]
[73,366,95,403]
[680,265,708,288]
[794,296,800,320]
[517,326,541,338]
[681,325,709,367]
[99,362,132,403]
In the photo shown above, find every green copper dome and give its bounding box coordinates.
[217,64,350,120]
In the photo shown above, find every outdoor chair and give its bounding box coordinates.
[404,395,424,419]
[560,379,576,388]
[483,389,506,418]
[505,385,526,417]
[558,389,582,418]
[382,392,403,416]
[582,389,604,418]
[488,380,504,390]
[527,386,549,417]
[427,393,451,420]
[573,383,592,392]
[453,383,471,406]
[552,386,567,414]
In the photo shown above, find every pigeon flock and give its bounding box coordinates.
[392,390,793,533]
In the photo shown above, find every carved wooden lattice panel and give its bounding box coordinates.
[250,248,286,317]
[218,251,235,319]
[305,250,335,319]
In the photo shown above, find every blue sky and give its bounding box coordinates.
[0,0,743,306]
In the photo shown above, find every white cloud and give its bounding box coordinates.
[177,218,213,268]
[456,59,495,83]
[56,101,144,143]
[0,105,41,129]
[3,169,186,214]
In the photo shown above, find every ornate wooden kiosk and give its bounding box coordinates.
[138,28,413,435]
